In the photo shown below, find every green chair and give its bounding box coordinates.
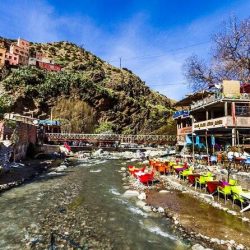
[195,176,206,190]
[229,179,238,186]
[205,172,213,177]
[231,185,244,209]
[217,185,231,204]
[180,168,193,180]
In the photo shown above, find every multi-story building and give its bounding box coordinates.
[191,80,250,148]
[173,91,210,147]
[174,80,250,151]
[7,38,29,65]
[5,52,19,66]
[0,47,7,68]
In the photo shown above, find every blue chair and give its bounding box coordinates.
[243,157,250,171]
[210,155,217,165]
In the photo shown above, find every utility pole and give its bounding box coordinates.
[119,57,122,69]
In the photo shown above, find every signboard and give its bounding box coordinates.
[178,126,192,135]
[193,117,226,131]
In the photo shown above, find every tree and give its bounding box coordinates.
[184,16,250,91]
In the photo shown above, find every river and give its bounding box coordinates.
[0,159,191,249]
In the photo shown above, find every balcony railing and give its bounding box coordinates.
[191,93,250,110]
[193,116,250,131]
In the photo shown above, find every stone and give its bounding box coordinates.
[159,190,169,193]
[236,244,244,250]
[242,217,250,222]
[138,192,146,200]
[191,244,206,250]
[142,205,152,212]
[157,207,165,213]
[123,190,139,197]
[200,194,214,201]
[136,200,146,208]
[120,167,126,171]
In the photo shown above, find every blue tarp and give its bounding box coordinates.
[39,119,61,126]
[185,135,192,144]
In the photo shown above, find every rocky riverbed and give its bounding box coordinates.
[0,157,190,250]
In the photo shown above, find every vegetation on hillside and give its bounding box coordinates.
[0,39,175,134]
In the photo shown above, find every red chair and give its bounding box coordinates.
[139,171,155,185]
[132,166,146,177]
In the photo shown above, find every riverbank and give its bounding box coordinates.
[120,164,250,250]
[0,158,63,192]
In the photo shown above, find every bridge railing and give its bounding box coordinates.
[45,133,177,143]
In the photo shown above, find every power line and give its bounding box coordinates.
[106,40,210,64]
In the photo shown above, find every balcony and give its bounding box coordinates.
[177,126,192,135]
[190,93,250,110]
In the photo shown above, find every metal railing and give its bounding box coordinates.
[191,93,250,110]
[45,133,177,143]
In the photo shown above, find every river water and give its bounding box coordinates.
[0,159,190,249]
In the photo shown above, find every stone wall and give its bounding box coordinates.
[0,120,37,161]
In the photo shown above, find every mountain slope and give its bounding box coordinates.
[0,39,175,134]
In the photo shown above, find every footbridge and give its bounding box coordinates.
[45,133,177,145]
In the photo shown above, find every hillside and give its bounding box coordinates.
[0,39,175,134]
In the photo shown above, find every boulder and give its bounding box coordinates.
[159,190,169,194]
[138,192,146,200]
[142,205,152,212]
[191,244,206,250]
[157,207,165,213]
[123,190,139,197]
[136,200,146,208]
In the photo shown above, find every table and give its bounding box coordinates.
[206,181,220,194]
[240,192,250,213]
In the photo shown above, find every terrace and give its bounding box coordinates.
[191,92,250,111]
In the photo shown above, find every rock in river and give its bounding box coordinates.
[123,190,139,197]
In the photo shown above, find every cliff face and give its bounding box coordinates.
[0,40,175,134]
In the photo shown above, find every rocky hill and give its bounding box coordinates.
[0,39,175,134]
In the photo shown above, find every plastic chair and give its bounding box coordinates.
[180,167,193,180]
[138,171,155,186]
[231,185,245,209]
[229,179,238,186]
[217,185,231,204]
[195,176,206,190]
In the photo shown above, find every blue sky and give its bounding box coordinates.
[0,0,250,100]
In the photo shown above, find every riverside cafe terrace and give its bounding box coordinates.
[173,80,250,154]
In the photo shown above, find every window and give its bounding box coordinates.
[14,57,17,60]
[0,53,2,56]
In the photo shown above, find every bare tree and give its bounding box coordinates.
[184,16,250,91]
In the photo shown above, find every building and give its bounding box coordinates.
[174,80,250,152]
[5,52,19,66]
[37,61,62,72]
[173,91,210,147]
[0,113,38,160]
[0,47,6,68]
[29,52,61,72]
[8,38,29,65]
[191,80,250,148]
